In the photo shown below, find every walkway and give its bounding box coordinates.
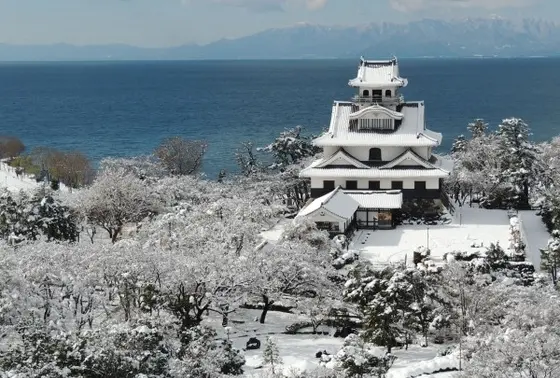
[518,210,550,273]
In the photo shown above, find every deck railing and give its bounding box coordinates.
[352,94,404,104]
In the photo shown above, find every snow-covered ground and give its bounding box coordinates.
[203,308,459,377]
[518,210,549,272]
[0,161,74,193]
[0,161,39,192]
[350,207,513,267]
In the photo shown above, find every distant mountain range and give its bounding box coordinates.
[2,18,560,61]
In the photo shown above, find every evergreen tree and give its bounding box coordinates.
[344,266,401,353]
[34,195,79,242]
[451,134,467,154]
[262,337,282,374]
[260,126,320,168]
[467,119,488,138]
[334,334,396,378]
[496,118,539,209]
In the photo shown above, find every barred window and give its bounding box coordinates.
[358,118,394,130]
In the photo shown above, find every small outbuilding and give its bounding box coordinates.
[296,187,403,234]
[296,187,359,235]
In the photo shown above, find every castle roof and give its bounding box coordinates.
[343,190,403,209]
[300,151,453,179]
[348,57,408,88]
[297,187,359,219]
[313,101,442,147]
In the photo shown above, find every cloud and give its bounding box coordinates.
[390,0,540,12]
[183,0,327,12]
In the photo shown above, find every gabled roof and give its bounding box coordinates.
[314,101,443,147]
[297,187,359,220]
[314,149,370,169]
[379,149,434,169]
[343,190,403,209]
[348,57,408,88]
[349,104,404,121]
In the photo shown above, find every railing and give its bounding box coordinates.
[352,95,404,104]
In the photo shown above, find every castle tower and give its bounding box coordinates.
[296,57,453,233]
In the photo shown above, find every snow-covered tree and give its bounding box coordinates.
[0,190,78,243]
[262,337,282,374]
[447,132,504,206]
[495,118,540,209]
[235,141,265,177]
[247,240,337,324]
[155,136,207,176]
[78,168,160,242]
[260,126,320,168]
[461,284,560,378]
[541,230,560,286]
[467,119,488,139]
[332,334,396,378]
[344,265,401,353]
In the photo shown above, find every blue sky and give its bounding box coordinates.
[0,0,557,47]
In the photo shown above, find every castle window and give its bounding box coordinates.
[372,90,382,101]
[414,181,427,190]
[391,181,403,190]
[359,119,394,130]
[362,90,370,97]
[369,148,382,161]
[385,90,392,97]
[369,181,381,190]
[346,180,358,190]
[324,180,335,190]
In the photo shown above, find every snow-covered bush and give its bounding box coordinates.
[0,190,78,243]
[329,334,396,378]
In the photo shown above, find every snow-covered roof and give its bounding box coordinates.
[300,165,450,179]
[314,102,442,147]
[380,149,435,169]
[343,190,403,209]
[314,149,370,169]
[297,187,359,220]
[348,57,408,89]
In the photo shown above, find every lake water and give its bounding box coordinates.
[1,58,559,178]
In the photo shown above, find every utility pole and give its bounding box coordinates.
[426,226,430,250]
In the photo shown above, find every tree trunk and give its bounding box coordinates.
[260,295,274,324]
[111,225,122,244]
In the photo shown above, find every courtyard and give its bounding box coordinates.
[349,207,516,267]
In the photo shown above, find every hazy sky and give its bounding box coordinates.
[0,0,557,47]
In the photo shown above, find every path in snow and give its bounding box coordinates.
[518,210,550,272]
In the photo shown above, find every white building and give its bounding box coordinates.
[297,57,453,233]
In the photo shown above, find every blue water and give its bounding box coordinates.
[1,59,559,178]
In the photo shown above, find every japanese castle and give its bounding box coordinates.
[297,57,453,233]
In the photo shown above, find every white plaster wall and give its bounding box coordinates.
[322,146,337,157]
[309,211,345,232]
[412,147,431,160]
[426,177,440,189]
[345,146,406,161]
